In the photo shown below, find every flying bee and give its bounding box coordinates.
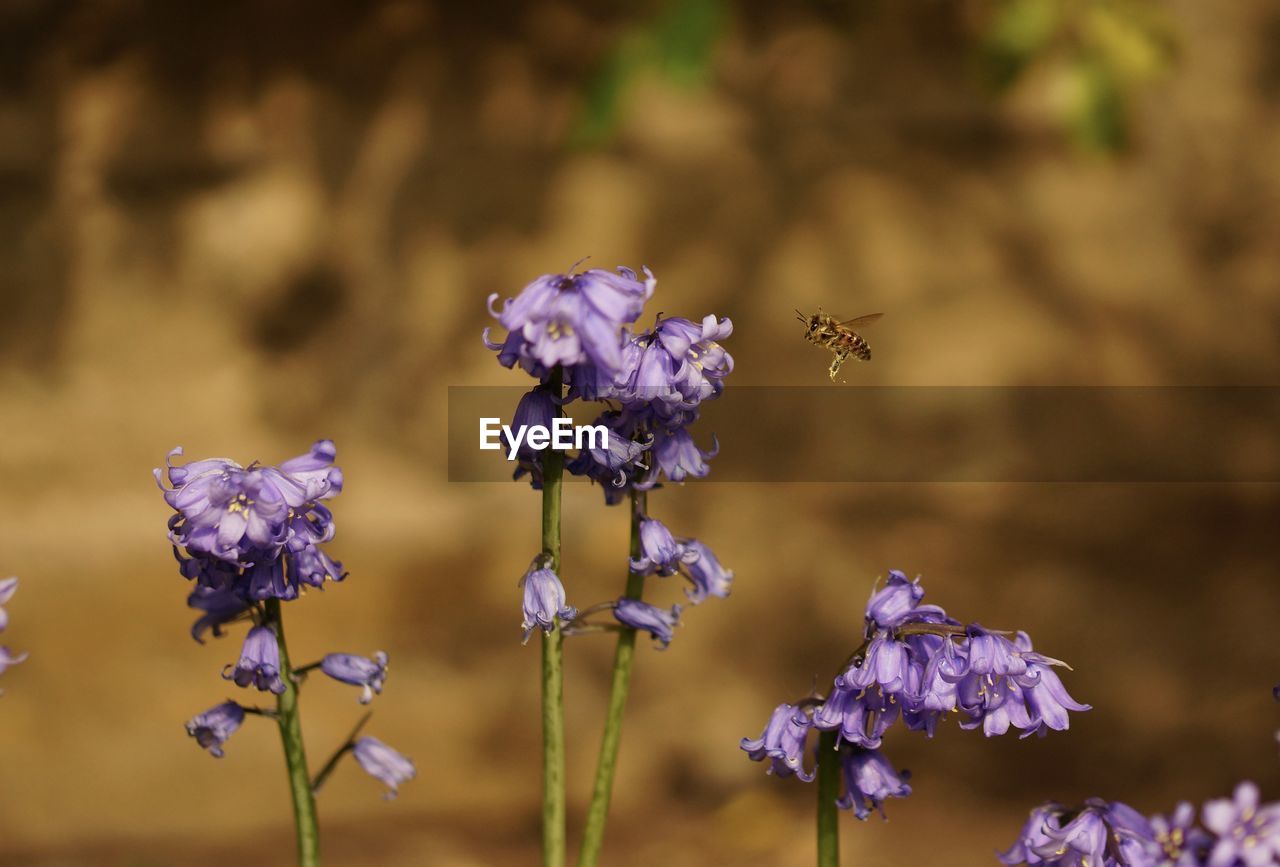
[795,309,884,381]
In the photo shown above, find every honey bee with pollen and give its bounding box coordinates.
[796,309,883,381]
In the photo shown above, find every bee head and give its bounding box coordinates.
[795,309,820,332]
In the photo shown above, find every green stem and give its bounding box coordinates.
[541,370,567,867]
[263,598,321,867]
[816,730,840,867]
[310,710,374,796]
[577,488,647,867]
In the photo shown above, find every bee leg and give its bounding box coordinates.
[828,352,848,382]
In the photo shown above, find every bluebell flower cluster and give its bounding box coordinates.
[485,264,735,644]
[157,440,345,619]
[1000,782,1280,866]
[0,577,26,693]
[162,442,413,798]
[742,570,1087,819]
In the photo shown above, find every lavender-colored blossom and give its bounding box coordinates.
[565,410,651,503]
[507,387,559,465]
[483,266,655,381]
[1203,782,1280,867]
[520,555,576,642]
[640,426,718,486]
[838,635,915,696]
[678,538,733,603]
[740,703,815,781]
[352,736,417,799]
[321,652,388,704]
[287,537,346,589]
[156,440,342,565]
[612,598,682,649]
[1149,801,1212,866]
[223,625,286,694]
[630,517,697,576]
[0,576,17,633]
[813,682,902,749]
[185,701,246,758]
[999,800,1165,867]
[609,315,734,423]
[835,746,912,820]
[186,579,250,643]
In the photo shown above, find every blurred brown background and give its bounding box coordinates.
[0,1,1277,865]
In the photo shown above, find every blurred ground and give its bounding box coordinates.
[0,1,1278,865]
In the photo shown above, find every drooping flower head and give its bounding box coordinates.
[0,578,26,691]
[1202,782,1280,867]
[0,577,18,633]
[607,314,734,425]
[520,555,576,643]
[835,746,912,820]
[156,441,342,565]
[629,517,698,576]
[186,701,246,758]
[740,703,816,782]
[222,625,286,695]
[321,652,388,704]
[565,410,652,503]
[612,598,682,649]
[352,736,417,799]
[484,265,655,384]
[678,538,733,603]
[157,441,347,608]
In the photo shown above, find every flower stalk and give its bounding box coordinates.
[816,730,840,867]
[577,489,647,867]
[264,598,321,867]
[541,367,568,867]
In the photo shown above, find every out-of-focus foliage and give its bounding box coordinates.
[572,0,727,146]
[978,0,1177,150]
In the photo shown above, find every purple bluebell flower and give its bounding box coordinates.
[156,441,342,566]
[1149,801,1212,866]
[508,387,559,463]
[321,652,388,704]
[629,517,697,576]
[352,736,417,799]
[186,579,251,643]
[608,315,734,423]
[838,635,915,696]
[185,701,246,758]
[813,682,902,749]
[740,703,815,781]
[612,598,682,649]
[999,804,1063,866]
[565,410,651,503]
[678,539,733,603]
[0,576,17,633]
[483,265,655,381]
[286,536,346,589]
[640,426,718,486]
[520,555,576,643]
[835,746,912,820]
[223,626,286,694]
[999,799,1164,867]
[1203,782,1280,867]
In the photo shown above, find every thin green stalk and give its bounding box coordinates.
[541,369,568,867]
[577,488,647,867]
[816,730,840,867]
[263,598,321,867]
[310,710,374,796]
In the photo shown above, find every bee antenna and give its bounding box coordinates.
[567,256,591,276]
[794,308,807,323]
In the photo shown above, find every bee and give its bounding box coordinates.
[795,309,884,381]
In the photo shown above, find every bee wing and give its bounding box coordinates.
[838,313,883,328]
